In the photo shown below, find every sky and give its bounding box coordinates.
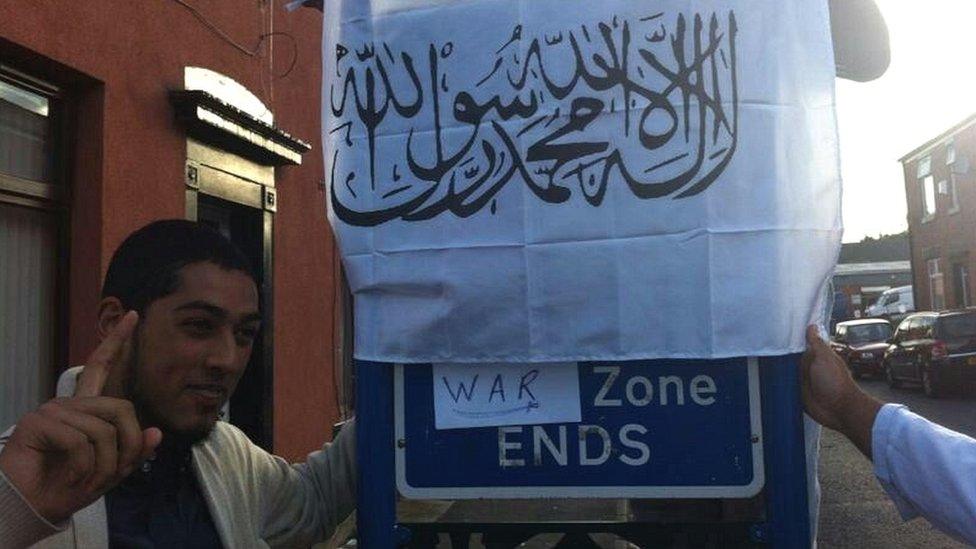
[836,0,976,242]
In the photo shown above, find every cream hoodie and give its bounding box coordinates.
[0,366,356,548]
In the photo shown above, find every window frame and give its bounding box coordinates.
[948,174,960,214]
[928,258,945,311]
[0,67,66,210]
[893,317,912,341]
[918,316,935,339]
[953,262,970,308]
[962,265,971,308]
[917,155,932,178]
[902,317,919,341]
[0,65,70,396]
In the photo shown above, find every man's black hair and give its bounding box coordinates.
[102,219,256,313]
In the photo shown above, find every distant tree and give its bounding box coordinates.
[839,231,909,263]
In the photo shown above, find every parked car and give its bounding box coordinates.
[831,319,892,378]
[882,310,976,397]
[865,285,914,324]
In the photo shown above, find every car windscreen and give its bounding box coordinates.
[938,314,976,340]
[846,323,892,344]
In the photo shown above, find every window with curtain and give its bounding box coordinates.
[0,71,63,429]
[922,175,936,219]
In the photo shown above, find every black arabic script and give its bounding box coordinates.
[329,11,739,227]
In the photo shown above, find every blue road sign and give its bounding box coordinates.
[395,357,763,499]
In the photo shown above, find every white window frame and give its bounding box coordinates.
[946,140,956,165]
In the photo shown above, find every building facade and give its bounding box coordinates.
[0,2,348,461]
[900,114,976,313]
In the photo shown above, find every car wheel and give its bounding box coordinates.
[922,367,941,398]
[885,362,901,389]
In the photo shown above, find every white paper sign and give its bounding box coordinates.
[324,1,841,363]
[433,362,581,430]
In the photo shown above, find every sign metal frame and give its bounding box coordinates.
[394,357,764,500]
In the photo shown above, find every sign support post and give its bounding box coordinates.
[356,361,398,548]
[759,355,811,547]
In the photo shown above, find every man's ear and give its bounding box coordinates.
[96,297,128,340]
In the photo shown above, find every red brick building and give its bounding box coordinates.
[900,114,976,313]
[0,2,348,460]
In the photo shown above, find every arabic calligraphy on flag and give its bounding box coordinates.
[324,0,842,363]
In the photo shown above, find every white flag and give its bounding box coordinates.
[323,0,841,363]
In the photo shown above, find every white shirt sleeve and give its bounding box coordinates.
[872,403,976,544]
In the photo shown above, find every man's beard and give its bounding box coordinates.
[124,330,218,446]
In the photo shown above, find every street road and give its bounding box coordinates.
[817,378,976,548]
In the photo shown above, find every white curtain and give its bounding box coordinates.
[0,202,57,429]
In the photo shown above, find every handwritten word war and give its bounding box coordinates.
[432,362,581,429]
[441,369,540,404]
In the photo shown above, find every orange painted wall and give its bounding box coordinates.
[0,1,339,460]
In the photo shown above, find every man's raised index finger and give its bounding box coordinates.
[76,310,139,397]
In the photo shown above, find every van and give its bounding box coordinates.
[866,285,914,322]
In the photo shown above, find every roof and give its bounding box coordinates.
[898,310,975,319]
[833,261,911,277]
[935,308,976,317]
[836,318,891,327]
[883,284,912,293]
[900,112,976,164]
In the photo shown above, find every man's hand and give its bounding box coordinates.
[801,325,883,459]
[0,311,162,524]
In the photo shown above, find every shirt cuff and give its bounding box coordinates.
[0,468,65,547]
[871,403,920,520]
